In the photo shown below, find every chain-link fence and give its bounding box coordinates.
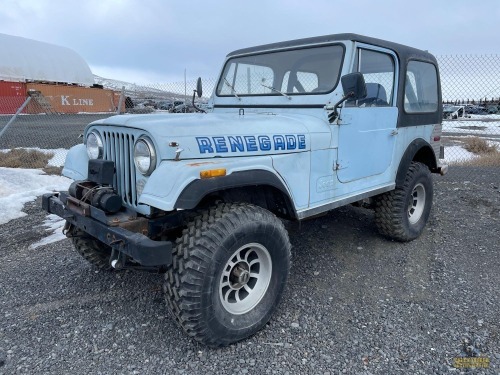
[439,55,500,167]
[0,55,499,174]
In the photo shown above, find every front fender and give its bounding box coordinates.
[174,169,293,210]
[138,156,292,212]
[62,144,88,181]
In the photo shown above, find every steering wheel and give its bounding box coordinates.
[358,97,388,107]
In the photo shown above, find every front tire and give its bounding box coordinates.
[164,203,291,347]
[375,162,433,241]
[71,228,113,270]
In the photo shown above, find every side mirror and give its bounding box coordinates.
[341,72,367,100]
[329,73,367,123]
[192,77,206,113]
[196,77,203,98]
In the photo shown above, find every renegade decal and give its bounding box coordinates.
[196,135,306,154]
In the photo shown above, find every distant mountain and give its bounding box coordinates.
[93,75,163,93]
[93,75,186,100]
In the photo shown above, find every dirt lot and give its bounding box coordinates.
[0,166,499,374]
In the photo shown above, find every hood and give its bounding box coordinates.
[87,112,331,160]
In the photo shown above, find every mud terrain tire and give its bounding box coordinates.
[71,228,113,270]
[164,203,291,347]
[375,162,433,241]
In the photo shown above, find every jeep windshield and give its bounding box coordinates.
[216,45,344,97]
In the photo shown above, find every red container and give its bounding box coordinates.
[0,81,27,114]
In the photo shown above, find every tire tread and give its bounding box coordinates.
[164,202,291,347]
[374,162,432,242]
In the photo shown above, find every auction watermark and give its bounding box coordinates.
[453,356,490,369]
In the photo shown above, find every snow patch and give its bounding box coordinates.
[29,214,67,249]
[0,167,71,225]
[443,146,478,163]
[442,115,500,135]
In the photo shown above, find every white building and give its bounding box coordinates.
[0,33,94,85]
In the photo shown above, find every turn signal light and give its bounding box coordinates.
[200,168,227,179]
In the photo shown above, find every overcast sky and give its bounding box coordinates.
[1,0,499,83]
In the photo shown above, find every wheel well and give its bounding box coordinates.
[396,140,437,188]
[413,146,437,170]
[197,185,297,221]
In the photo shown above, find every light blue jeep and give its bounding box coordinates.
[43,33,447,347]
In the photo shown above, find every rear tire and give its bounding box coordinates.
[375,162,433,241]
[164,203,291,347]
[71,228,113,270]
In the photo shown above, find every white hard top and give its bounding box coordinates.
[0,33,94,85]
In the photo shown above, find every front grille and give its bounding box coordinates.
[101,130,137,207]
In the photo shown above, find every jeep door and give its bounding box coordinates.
[336,45,399,183]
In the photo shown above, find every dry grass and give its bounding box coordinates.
[459,136,500,166]
[463,137,497,154]
[42,166,63,175]
[459,152,500,167]
[0,148,54,169]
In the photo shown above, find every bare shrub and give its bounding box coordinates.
[458,137,500,166]
[0,149,54,169]
[463,137,497,154]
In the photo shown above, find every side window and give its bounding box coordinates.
[352,48,395,106]
[404,61,438,113]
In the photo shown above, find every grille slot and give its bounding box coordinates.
[102,131,137,207]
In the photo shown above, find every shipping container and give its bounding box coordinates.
[0,81,27,114]
[25,83,124,114]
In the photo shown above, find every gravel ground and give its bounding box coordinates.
[0,166,499,374]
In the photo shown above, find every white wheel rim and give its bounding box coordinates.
[219,243,272,315]
[408,183,426,225]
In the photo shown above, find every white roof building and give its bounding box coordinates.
[0,33,94,86]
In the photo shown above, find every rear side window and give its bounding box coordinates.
[404,61,438,113]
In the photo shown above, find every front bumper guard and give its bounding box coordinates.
[42,192,172,267]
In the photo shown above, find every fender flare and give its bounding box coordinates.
[174,169,296,215]
[396,138,437,188]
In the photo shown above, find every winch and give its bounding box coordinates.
[68,180,122,214]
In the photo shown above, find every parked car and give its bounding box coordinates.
[465,105,486,115]
[487,105,498,114]
[196,102,210,111]
[156,100,173,110]
[169,103,195,113]
[443,105,470,119]
[142,99,156,108]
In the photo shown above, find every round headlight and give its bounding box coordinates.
[134,137,156,176]
[86,131,103,159]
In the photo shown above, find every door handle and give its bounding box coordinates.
[391,130,398,136]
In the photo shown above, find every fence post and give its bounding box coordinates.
[116,86,125,115]
[0,96,32,141]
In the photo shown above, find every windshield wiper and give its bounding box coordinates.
[260,83,291,100]
[223,78,241,100]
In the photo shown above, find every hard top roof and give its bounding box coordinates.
[227,33,437,64]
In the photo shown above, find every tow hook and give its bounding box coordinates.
[62,221,74,236]
[110,247,127,269]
